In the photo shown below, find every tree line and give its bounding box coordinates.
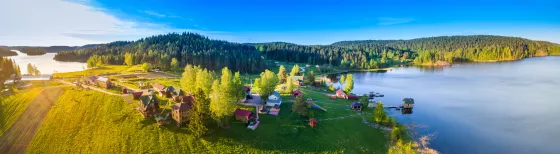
[54,33,560,72]
[54,33,267,73]
[0,48,18,57]
[0,57,21,87]
[18,47,47,56]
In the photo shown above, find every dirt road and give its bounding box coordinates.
[0,87,64,154]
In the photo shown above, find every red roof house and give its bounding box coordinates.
[336,90,347,99]
[234,109,253,123]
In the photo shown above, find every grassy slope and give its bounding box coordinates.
[28,87,387,153]
[53,65,143,78]
[0,88,43,136]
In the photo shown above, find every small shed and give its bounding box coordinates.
[313,81,321,87]
[347,95,359,100]
[351,102,362,111]
[292,89,302,97]
[96,77,112,88]
[235,109,253,123]
[122,88,128,94]
[402,98,415,109]
[309,118,318,128]
[336,90,347,99]
[266,91,282,107]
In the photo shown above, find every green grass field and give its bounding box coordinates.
[0,88,43,136]
[53,65,143,78]
[27,87,388,153]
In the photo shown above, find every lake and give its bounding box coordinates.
[333,56,560,154]
[7,50,86,74]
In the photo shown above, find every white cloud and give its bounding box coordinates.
[377,17,414,26]
[0,0,234,46]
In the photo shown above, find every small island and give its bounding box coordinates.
[19,47,47,56]
[0,48,18,57]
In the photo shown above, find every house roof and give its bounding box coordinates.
[84,76,97,82]
[293,90,302,95]
[139,95,157,106]
[97,77,109,82]
[172,96,194,111]
[133,91,153,97]
[169,86,182,96]
[268,92,282,103]
[235,109,252,117]
[152,83,165,91]
[403,98,415,104]
[336,89,345,95]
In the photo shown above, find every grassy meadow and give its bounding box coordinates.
[0,88,43,136]
[52,65,144,78]
[27,87,388,153]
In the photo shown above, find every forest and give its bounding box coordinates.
[0,57,21,86]
[17,47,47,56]
[54,33,266,73]
[0,48,18,57]
[54,33,560,72]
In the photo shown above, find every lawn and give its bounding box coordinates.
[0,88,43,136]
[27,87,387,153]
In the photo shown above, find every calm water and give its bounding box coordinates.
[7,50,86,74]
[335,56,560,154]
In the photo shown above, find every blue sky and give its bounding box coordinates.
[1,0,559,46]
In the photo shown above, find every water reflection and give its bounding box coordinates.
[7,50,86,74]
[331,57,560,154]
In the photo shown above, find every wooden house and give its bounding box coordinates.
[336,90,347,99]
[152,83,166,97]
[266,91,282,107]
[172,95,195,126]
[291,76,304,86]
[138,94,159,118]
[234,108,253,123]
[402,98,415,109]
[82,76,98,85]
[96,77,112,88]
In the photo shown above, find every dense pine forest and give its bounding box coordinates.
[17,47,47,56]
[53,33,560,72]
[0,57,21,86]
[54,33,266,73]
[0,48,18,57]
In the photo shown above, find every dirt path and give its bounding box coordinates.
[0,87,64,154]
[57,80,125,97]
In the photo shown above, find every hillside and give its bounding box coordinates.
[54,33,267,73]
[53,34,560,72]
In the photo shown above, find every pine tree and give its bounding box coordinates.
[291,95,308,116]
[188,89,208,137]
[304,71,315,85]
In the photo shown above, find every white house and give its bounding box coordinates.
[266,91,282,107]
